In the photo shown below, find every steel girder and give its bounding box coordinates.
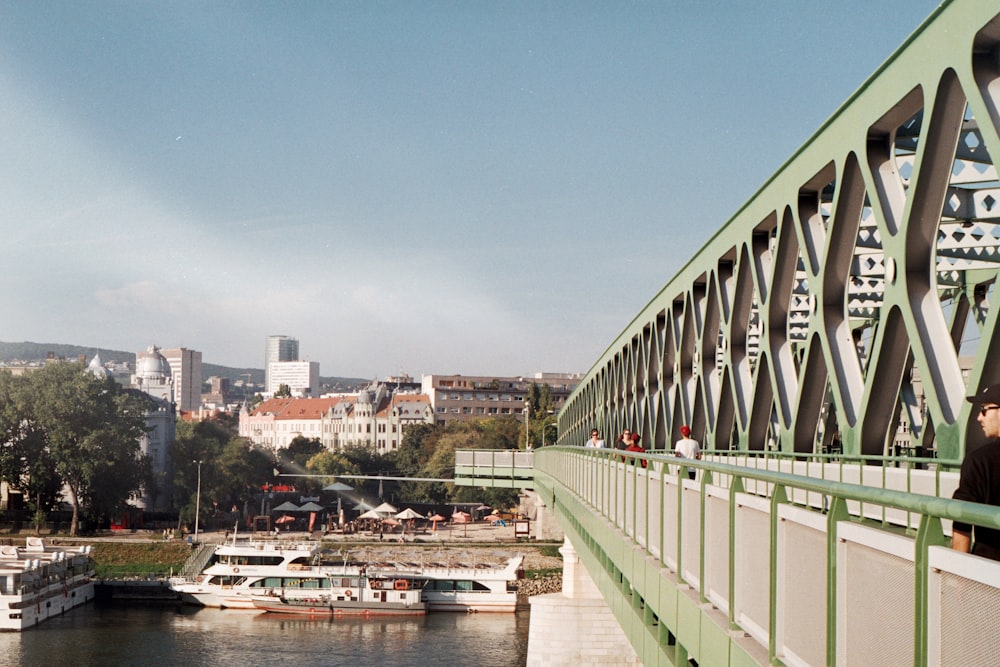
[559,0,1000,463]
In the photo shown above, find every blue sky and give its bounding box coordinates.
[0,1,941,379]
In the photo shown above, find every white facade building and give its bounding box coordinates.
[264,335,299,393]
[239,384,434,454]
[267,360,319,396]
[128,348,176,512]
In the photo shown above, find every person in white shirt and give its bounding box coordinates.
[585,429,606,448]
[674,425,701,479]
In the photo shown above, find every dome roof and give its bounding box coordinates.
[136,346,171,380]
[87,354,109,378]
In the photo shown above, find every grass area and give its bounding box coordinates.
[536,544,561,558]
[88,542,193,578]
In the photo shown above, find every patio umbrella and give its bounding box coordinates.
[451,511,471,538]
[275,514,295,524]
[395,508,423,520]
[382,518,400,527]
[358,509,383,520]
[272,501,300,512]
[428,513,446,532]
[373,502,398,515]
[298,502,325,512]
[322,481,354,492]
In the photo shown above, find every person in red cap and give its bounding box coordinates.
[624,432,646,468]
[953,384,1000,560]
[674,425,701,480]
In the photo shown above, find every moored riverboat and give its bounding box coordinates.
[171,535,524,613]
[0,537,96,631]
[251,575,426,616]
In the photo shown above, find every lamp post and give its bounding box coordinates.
[193,460,203,541]
[524,403,531,452]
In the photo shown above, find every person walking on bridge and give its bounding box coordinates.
[674,425,701,480]
[585,429,605,448]
[953,384,1000,560]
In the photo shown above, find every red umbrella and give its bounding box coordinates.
[275,514,295,524]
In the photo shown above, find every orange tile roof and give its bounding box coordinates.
[251,396,342,419]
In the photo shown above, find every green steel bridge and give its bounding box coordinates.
[457,1,1000,664]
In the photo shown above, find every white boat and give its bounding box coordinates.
[169,539,327,609]
[373,555,523,613]
[171,536,524,613]
[251,575,427,616]
[0,537,96,631]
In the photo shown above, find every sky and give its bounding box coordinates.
[0,1,943,379]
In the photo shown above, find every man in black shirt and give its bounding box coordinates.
[953,384,1000,560]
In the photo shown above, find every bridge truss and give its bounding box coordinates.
[559,0,1000,463]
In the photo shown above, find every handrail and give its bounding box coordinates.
[540,446,995,529]
[532,446,1000,665]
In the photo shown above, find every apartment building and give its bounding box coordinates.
[239,384,434,454]
[239,396,342,451]
[420,372,582,423]
[321,385,434,453]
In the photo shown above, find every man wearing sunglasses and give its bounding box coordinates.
[953,384,1000,560]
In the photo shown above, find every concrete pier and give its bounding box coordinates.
[526,538,641,666]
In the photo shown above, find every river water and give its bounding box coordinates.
[0,603,530,666]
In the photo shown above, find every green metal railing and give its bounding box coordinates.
[533,446,1000,666]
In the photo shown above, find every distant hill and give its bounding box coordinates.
[0,341,368,391]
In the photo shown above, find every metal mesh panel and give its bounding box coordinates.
[777,519,827,667]
[681,485,701,588]
[662,477,679,571]
[704,491,730,614]
[838,540,913,666]
[734,502,771,644]
[935,570,1000,665]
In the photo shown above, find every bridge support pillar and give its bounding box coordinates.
[518,490,564,541]
[526,537,641,666]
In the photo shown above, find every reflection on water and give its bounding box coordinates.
[0,603,529,667]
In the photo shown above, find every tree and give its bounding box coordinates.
[274,384,292,398]
[306,451,359,478]
[0,372,61,514]
[25,362,151,535]
[172,420,272,531]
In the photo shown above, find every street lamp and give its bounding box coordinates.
[193,460,203,541]
[524,403,531,451]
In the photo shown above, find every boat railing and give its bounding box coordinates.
[179,543,216,578]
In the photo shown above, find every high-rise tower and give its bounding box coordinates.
[264,335,299,391]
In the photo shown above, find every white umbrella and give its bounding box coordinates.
[395,508,423,520]
[373,502,398,515]
[358,509,383,520]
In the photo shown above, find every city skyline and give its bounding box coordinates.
[1,2,940,379]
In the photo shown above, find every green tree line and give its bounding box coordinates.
[0,362,151,535]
